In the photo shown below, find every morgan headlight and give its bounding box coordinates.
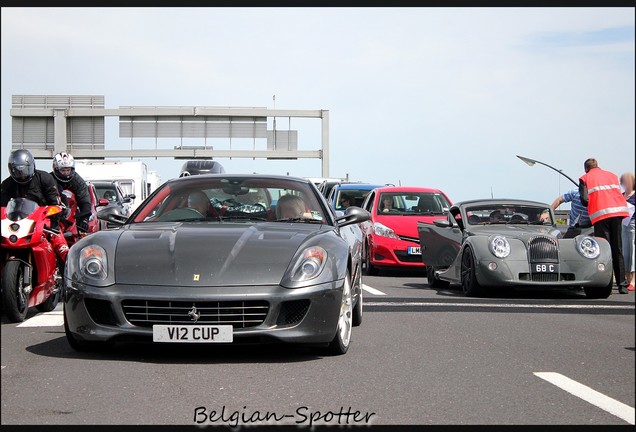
[289,246,327,282]
[79,245,108,280]
[577,236,600,259]
[489,235,511,258]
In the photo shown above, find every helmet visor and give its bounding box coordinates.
[10,164,31,182]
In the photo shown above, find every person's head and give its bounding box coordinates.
[621,172,635,194]
[52,152,76,183]
[8,149,35,184]
[103,190,114,200]
[489,210,503,223]
[339,193,352,209]
[276,194,306,219]
[584,158,598,173]
[187,191,209,214]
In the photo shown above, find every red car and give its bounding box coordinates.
[86,182,110,232]
[359,186,452,274]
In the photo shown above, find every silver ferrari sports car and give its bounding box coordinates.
[418,199,614,298]
[64,175,370,355]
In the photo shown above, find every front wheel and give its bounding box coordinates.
[364,243,378,276]
[461,248,484,297]
[325,272,353,355]
[2,260,30,322]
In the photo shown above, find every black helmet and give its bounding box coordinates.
[52,152,76,183]
[8,149,36,184]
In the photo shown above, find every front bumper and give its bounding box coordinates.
[369,235,424,268]
[474,257,613,288]
[64,279,344,345]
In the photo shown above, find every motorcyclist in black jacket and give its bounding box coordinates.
[1,149,70,261]
[50,152,92,233]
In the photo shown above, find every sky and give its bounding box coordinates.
[1,7,634,207]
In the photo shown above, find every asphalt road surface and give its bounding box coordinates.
[2,268,634,426]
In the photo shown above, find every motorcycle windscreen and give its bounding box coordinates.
[6,198,39,221]
[417,221,462,268]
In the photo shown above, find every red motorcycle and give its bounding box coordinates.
[1,198,64,322]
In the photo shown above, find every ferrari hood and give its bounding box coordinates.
[114,222,324,286]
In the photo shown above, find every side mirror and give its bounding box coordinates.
[336,206,370,228]
[433,218,452,228]
[122,196,132,204]
[128,194,137,200]
[97,206,127,226]
[97,198,109,207]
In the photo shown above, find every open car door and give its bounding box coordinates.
[417,212,462,268]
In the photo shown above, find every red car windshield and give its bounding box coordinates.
[377,192,450,216]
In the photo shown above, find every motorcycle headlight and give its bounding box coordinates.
[489,235,511,258]
[289,246,327,282]
[373,222,399,239]
[577,236,600,259]
[79,245,108,280]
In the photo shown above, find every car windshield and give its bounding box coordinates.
[465,204,553,225]
[335,188,374,210]
[377,192,450,216]
[95,185,118,202]
[132,177,327,224]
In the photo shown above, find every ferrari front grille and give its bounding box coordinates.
[528,236,559,263]
[122,300,269,328]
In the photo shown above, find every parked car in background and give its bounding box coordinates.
[417,199,613,298]
[64,174,370,355]
[359,186,452,275]
[318,179,343,198]
[92,181,134,227]
[179,160,225,177]
[327,183,385,212]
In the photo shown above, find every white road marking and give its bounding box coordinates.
[17,310,64,327]
[364,302,633,310]
[534,372,635,425]
[361,284,387,296]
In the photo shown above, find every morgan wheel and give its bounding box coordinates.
[584,281,612,299]
[461,248,484,297]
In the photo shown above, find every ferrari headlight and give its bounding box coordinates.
[290,246,327,282]
[489,235,511,258]
[79,245,108,280]
[577,236,600,259]
[373,222,399,239]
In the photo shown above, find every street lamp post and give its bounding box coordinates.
[516,155,579,187]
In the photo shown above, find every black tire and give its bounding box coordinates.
[36,270,62,313]
[1,260,30,323]
[461,248,484,297]
[64,304,101,352]
[427,266,449,289]
[364,243,378,276]
[324,272,353,356]
[584,281,613,299]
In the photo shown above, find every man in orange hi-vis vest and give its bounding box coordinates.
[579,158,630,294]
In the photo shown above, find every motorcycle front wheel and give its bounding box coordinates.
[2,260,30,322]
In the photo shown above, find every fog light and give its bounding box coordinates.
[598,263,605,272]
[488,262,497,271]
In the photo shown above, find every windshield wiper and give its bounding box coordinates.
[223,216,269,222]
[507,220,529,225]
[275,217,324,224]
